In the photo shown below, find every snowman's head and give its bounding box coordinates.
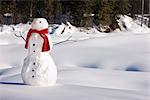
[31,18,48,30]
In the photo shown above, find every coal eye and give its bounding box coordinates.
[39,21,41,23]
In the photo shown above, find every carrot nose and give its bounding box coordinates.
[31,20,37,27]
[32,20,36,24]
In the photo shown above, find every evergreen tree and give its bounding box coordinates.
[33,0,46,17]
[80,0,94,27]
[73,1,85,26]
[111,0,130,29]
[71,0,94,27]
[52,0,62,23]
[0,0,132,28]
[93,0,102,26]
[45,0,54,16]
[94,0,130,28]
[113,0,130,15]
[99,0,113,26]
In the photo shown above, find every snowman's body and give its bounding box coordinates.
[21,18,57,86]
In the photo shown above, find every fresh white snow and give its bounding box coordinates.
[0,15,150,100]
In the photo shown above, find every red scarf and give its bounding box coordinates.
[25,28,50,52]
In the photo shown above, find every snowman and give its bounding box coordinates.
[21,18,57,86]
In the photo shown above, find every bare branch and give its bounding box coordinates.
[12,26,26,41]
[14,32,26,41]
[53,35,74,45]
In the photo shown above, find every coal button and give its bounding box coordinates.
[33,62,35,65]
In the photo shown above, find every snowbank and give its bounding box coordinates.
[0,23,30,45]
[117,15,150,33]
[0,15,149,45]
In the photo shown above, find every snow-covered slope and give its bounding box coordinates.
[0,15,150,100]
[0,33,150,100]
[0,83,148,100]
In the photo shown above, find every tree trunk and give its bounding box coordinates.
[0,1,1,17]
[0,1,1,12]
[148,0,150,27]
[13,0,16,24]
[30,0,33,17]
[141,0,144,27]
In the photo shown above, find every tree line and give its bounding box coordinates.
[0,0,149,29]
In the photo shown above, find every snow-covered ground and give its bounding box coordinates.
[0,16,150,100]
